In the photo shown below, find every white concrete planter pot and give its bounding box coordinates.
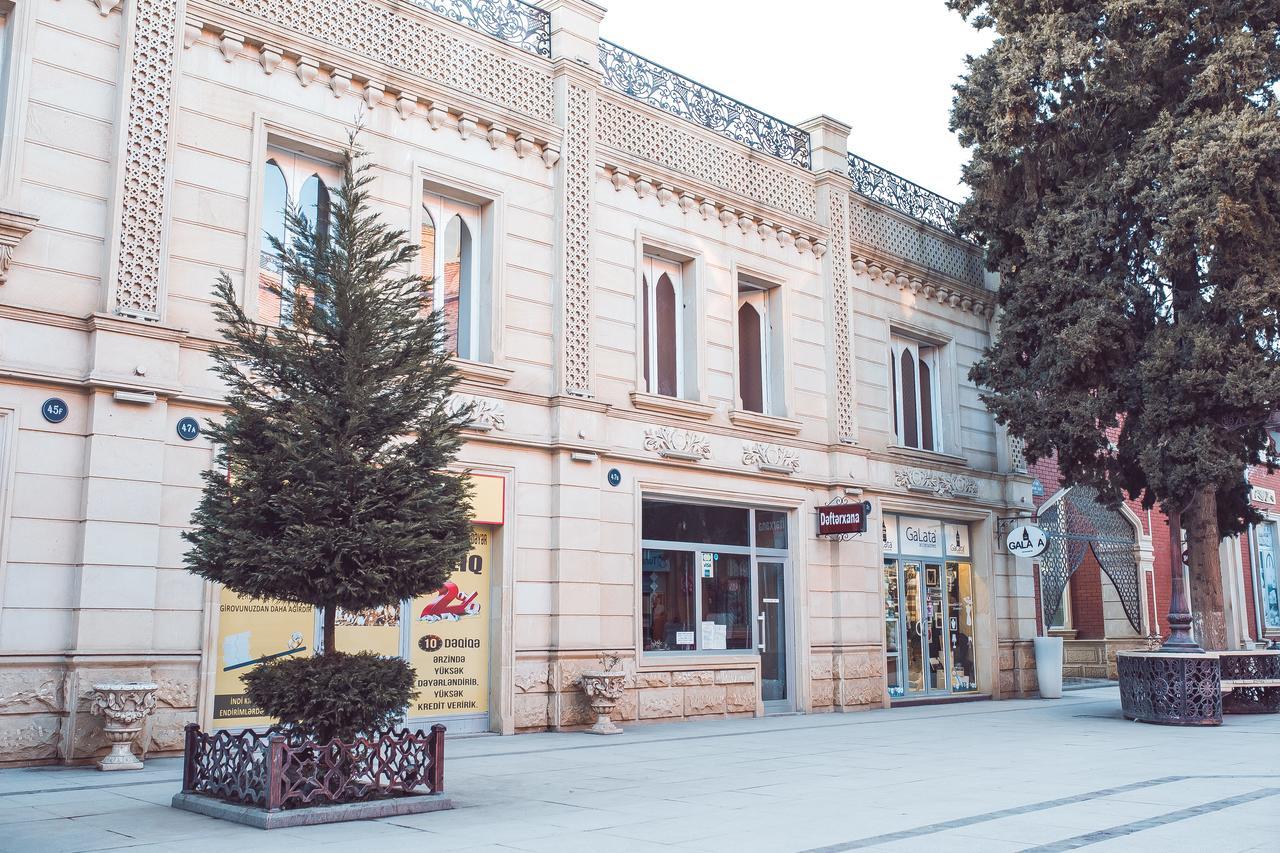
[578,671,626,735]
[1033,637,1064,699]
[89,682,158,770]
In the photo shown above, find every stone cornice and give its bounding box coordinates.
[852,255,993,320]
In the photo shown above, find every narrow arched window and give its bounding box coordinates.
[900,348,919,449]
[420,204,436,312]
[299,174,330,248]
[442,214,474,358]
[655,272,678,397]
[642,273,651,391]
[258,159,288,325]
[738,302,763,413]
[919,357,934,451]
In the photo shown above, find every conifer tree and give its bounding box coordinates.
[950,1,1280,648]
[184,143,474,738]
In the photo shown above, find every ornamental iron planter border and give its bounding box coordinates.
[179,722,446,812]
[1117,651,1222,726]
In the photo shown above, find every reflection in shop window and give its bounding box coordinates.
[700,553,752,651]
[1258,521,1279,632]
[642,549,695,651]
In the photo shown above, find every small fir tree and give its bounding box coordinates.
[949,1,1280,648]
[184,143,474,739]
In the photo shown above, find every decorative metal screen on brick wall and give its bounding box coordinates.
[1038,486,1142,633]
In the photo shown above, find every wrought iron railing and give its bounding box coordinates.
[181,723,446,810]
[848,153,961,233]
[407,0,550,57]
[598,39,811,170]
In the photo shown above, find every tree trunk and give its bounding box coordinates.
[323,603,336,656]
[1185,486,1228,650]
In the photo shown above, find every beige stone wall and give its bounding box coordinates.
[0,0,1034,762]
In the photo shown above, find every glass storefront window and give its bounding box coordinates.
[946,562,977,692]
[1258,521,1279,633]
[701,552,752,650]
[642,549,696,651]
[643,500,750,546]
[755,510,788,549]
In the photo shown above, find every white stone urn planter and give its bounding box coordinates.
[1033,636,1064,699]
[90,682,158,770]
[578,670,626,735]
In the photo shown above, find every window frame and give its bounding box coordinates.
[0,0,34,205]
[1255,517,1280,635]
[641,253,687,399]
[421,191,484,360]
[889,333,944,453]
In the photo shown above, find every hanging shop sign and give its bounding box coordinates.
[816,501,869,536]
[899,516,944,557]
[1006,523,1049,558]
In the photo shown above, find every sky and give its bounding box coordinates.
[598,0,994,202]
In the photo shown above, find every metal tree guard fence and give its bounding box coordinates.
[181,723,446,811]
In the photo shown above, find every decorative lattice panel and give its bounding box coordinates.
[1008,436,1028,474]
[828,190,855,441]
[219,0,555,122]
[1038,486,1142,632]
[113,0,181,319]
[596,96,817,223]
[848,199,984,287]
[561,82,594,396]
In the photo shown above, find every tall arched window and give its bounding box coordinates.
[738,302,763,413]
[736,278,777,415]
[900,348,919,449]
[422,192,484,361]
[641,255,684,398]
[419,204,436,311]
[258,146,340,326]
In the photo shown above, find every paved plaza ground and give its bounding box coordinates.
[1,686,1277,852]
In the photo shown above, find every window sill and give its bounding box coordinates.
[640,651,760,667]
[1048,628,1078,639]
[728,409,803,437]
[630,391,715,420]
[887,445,970,468]
[452,357,513,386]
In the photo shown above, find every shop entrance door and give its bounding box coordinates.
[756,560,790,710]
[885,559,946,697]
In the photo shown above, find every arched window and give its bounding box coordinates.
[420,204,436,311]
[891,335,943,452]
[738,301,764,413]
[641,255,684,398]
[423,192,484,361]
[900,348,919,449]
[259,147,340,326]
[258,159,288,324]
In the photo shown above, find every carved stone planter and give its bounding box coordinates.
[579,671,626,735]
[90,682,159,770]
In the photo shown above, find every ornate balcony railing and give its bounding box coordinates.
[598,39,811,170]
[407,0,550,57]
[848,152,962,234]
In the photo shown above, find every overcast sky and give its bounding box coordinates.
[598,0,994,201]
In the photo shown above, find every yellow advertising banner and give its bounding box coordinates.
[211,589,314,729]
[408,525,491,719]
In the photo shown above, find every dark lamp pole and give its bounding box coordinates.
[1160,503,1200,653]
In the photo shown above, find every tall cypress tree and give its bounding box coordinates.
[950,1,1280,648]
[184,144,474,738]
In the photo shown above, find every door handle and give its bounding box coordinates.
[757,611,766,652]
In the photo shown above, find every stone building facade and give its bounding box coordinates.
[0,0,1036,764]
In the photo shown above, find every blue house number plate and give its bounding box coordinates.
[176,417,200,441]
[42,398,69,424]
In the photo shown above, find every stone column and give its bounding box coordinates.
[104,0,187,320]
[541,0,604,398]
[799,116,856,446]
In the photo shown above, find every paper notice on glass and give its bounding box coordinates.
[676,631,695,646]
[701,621,727,650]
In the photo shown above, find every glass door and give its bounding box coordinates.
[923,561,946,692]
[756,560,789,707]
[887,559,953,698]
[884,560,903,698]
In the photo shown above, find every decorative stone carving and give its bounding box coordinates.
[515,133,537,159]
[183,18,203,49]
[396,93,417,120]
[699,200,717,220]
[89,683,158,771]
[450,395,506,432]
[852,254,990,319]
[296,56,319,86]
[426,102,448,130]
[110,0,180,319]
[94,0,123,16]
[0,209,39,285]
[643,427,711,461]
[678,192,697,215]
[258,43,282,74]
[893,467,980,499]
[827,191,856,442]
[219,31,244,62]
[329,68,352,98]
[486,123,507,150]
[742,441,800,474]
[363,80,385,109]
[578,671,625,735]
[540,144,560,169]
[458,113,478,140]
